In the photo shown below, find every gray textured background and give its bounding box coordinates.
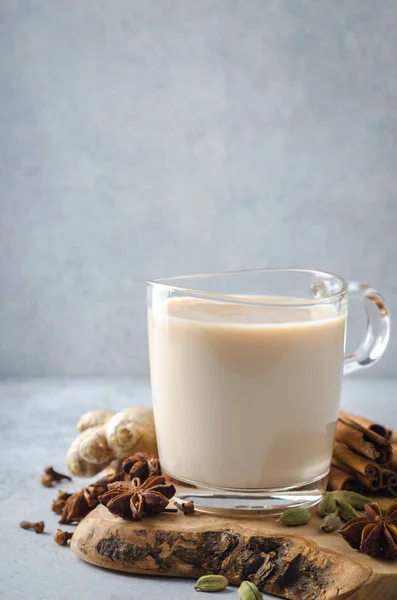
[0,0,396,377]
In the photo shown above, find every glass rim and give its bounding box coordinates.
[147,267,348,307]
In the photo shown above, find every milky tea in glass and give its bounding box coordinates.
[148,269,389,514]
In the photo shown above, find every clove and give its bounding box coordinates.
[20,520,45,534]
[53,529,73,546]
[41,466,72,487]
[175,500,195,515]
[51,490,73,514]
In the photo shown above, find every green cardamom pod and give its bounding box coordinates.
[321,512,342,533]
[238,581,262,600]
[277,507,311,527]
[194,575,228,592]
[331,490,372,510]
[317,492,337,517]
[338,502,358,522]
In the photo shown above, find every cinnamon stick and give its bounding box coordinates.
[328,464,364,493]
[332,457,381,492]
[333,441,382,491]
[336,414,391,465]
[340,411,392,441]
[331,457,360,478]
[331,456,350,470]
[390,448,397,473]
[381,469,397,497]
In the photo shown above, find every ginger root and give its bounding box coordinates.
[106,408,157,458]
[66,407,158,477]
[79,425,114,465]
[77,409,115,432]
[67,430,109,477]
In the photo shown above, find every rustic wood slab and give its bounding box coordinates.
[71,504,397,600]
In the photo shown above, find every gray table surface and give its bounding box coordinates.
[1,377,397,600]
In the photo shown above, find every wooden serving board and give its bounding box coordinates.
[71,503,397,600]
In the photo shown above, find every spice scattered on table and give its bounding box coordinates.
[238,580,262,600]
[340,502,397,559]
[53,529,73,546]
[194,575,228,592]
[122,452,161,481]
[51,491,73,515]
[321,513,342,533]
[20,520,45,534]
[277,507,311,527]
[338,502,358,522]
[57,470,125,524]
[99,475,176,520]
[318,492,337,516]
[330,490,373,510]
[175,500,195,515]
[41,466,72,487]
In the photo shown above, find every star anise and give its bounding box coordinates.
[340,502,397,559]
[99,475,175,521]
[57,471,125,524]
[122,452,161,481]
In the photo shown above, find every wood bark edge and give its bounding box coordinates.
[71,507,372,600]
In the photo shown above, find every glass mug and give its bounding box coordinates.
[147,269,390,515]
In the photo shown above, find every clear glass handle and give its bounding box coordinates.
[344,282,390,375]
